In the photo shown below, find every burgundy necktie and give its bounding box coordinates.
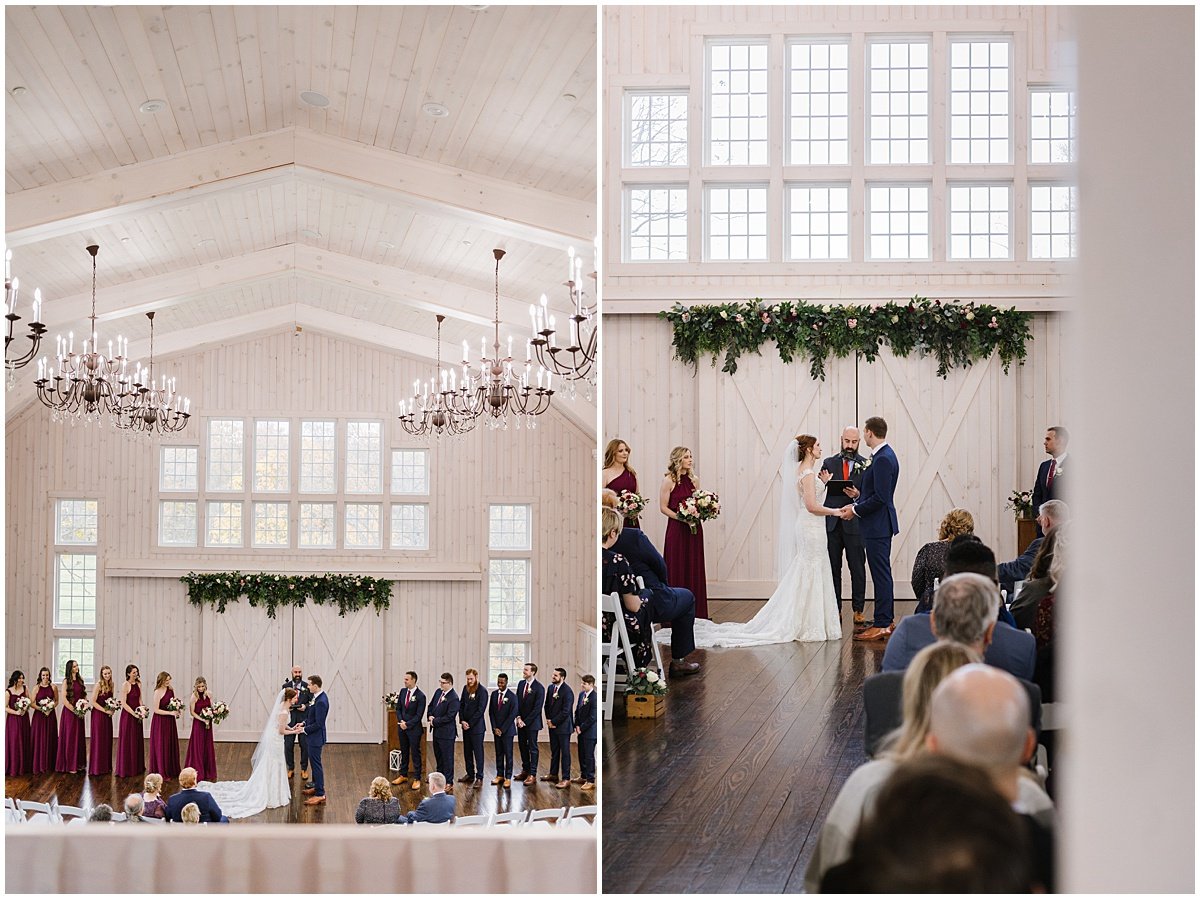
[1047,459,1057,488]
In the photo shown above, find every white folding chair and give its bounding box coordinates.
[634,576,668,678]
[110,812,128,822]
[139,815,166,825]
[601,592,638,720]
[18,800,51,820]
[451,814,489,828]
[3,797,16,812]
[526,807,565,828]
[58,804,87,821]
[564,804,598,827]
[490,809,529,827]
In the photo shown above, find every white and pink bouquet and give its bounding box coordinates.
[206,701,230,726]
[134,705,151,720]
[616,490,648,519]
[35,697,55,716]
[103,697,121,714]
[676,490,721,534]
[73,698,90,719]
[14,696,31,715]
[166,697,185,714]
[382,691,401,706]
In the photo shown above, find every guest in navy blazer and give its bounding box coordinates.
[427,673,460,792]
[488,673,518,786]
[514,663,545,785]
[543,668,574,788]
[392,671,426,790]
[574,674,597,789]
[399,772,456,824]
[164,767,228,823]
[457,668,488,786]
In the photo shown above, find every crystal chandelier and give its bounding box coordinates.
[116,311,192,435]
[33,244,134,424]
[398,314,475,437]
[454,249,554,430]
[5,248,47,374]
[527,244,596,396]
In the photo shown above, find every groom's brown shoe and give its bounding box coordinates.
[304,795,326,805]
[391,776,408,786]
[491,776,504,785]
[302,787,317,795]
[411,780,421,791]
[853,625,893,642]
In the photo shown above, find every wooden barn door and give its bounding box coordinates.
[200,604,290,742]
[292,605,383,743]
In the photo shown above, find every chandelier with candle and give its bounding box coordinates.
[527,244,597,396]
[453,248,554,430]
[33,244,134,424]
[5,248,47,375]
[399,314,475,437]
[116,311,192,435]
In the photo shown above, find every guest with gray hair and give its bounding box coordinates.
[999,499,1069,594]
[88,803,113,822]
[122,793,145,822]
[883,572,1036,679]
[398,771,455,825]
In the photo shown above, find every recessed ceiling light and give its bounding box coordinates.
[300,228,321,239]
[300,90,330,108]
[195,238,216,248]
[422,102,450,118]
[561,92,578,103]
[465,5,489,11]
[379,240,396,250]
[120,237,132,243]
[10,86,27,98]
[139,98,167,114]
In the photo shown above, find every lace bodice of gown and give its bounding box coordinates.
[196,705,290,819]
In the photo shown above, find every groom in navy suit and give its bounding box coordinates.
[840,417,900,642]
[300,674,328,805]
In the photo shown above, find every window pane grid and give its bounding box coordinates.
[868,185,930,260]
[787,185,850,260]
[487,642,529,688]
[254,420,290,492]
[488,504,532,551]
[949,185,1011,260]
[344,503,382,548]
[205,501,244,547]
[300,421,337,493]
[868,40,930,164]
[628,92,688,166]
[391,449,429,495]
[160,446,198,492]
[788,41,849,165]
[707,185,768,261]
[628,187,688,261]
[55,637,95,684]
[1030,88,1076,163]
[55,499,98,545]
[709,41,769,165]
[949,40,1010,163]
[345,422,383,493]
[488,559,531,632]
[391,504,429,550]
[253,502,290,548]
[299,502,336,548]
[55,554,97,628]
[159,501,197,546]
[1030,185,1078,259]
[206,419,244,491]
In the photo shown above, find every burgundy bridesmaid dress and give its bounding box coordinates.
[147,688,181,779]
[30,684,58,775]
[184,694,217,782]
[88,688,114,776]
[605,468,642,530]
[663,474,709,619]
[114,683,145,778]
[6,689,32,776]
[55,679,88,773]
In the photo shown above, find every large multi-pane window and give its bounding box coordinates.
[344,503,382,548]
[488,505,532,551]
[868,40,930,164]
[345,422,383,493]
[53,498,98,683]
[159,446,198,491]
[788,41,849,165]
[627,92,688,166]
[300,421,337,493]
[949,185,1011,260]
[298,502,336,548]
[868,185,930,260]
[949,39,1010,164]
[627,186,688,261]
[487,641,529,688]
[708,41,769,165]
[787,185,850,260]
[487,504,533,636]
[205,501,244,547]
[391,504,429,550]
[254,420,290,492]
[1030,185,1078,259]
[56,499,98,545]
[207,419,244,490]
[54,553,97,628]
[391,449,429,495]
[159,500,198,546]
[1030,88,1076,164]
[707,185,768,261]
[252,502,290,548]
[55,637,95,684]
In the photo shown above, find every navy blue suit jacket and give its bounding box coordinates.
[428,688,459,738]
[516,678,545,732]
[459,686,488,732]
[999,537,1044,593]
[881,615,1036,680]
[575,689,597,740]
[821,453,867,534]
[489,688,517,737]
[304,691,328,747]
[401,791,456,824]
[611,527,668,593]
[854,444,900,539]
[165,788,227,823]
[544,682,574,731]
[395,687,426,730]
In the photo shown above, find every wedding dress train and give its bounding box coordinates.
[196,692,291,819]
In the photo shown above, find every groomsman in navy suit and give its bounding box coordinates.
[427,672,460,793]
[542,667,574,788]
[488,673,518,787]
[392,671,426,791]
[457,668,488,787]
[840,416,901,642]
[1032,426,1068,537]
[514,662,545,786]
[573,674,597,790]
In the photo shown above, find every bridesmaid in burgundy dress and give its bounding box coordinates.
[147,671,181,780]
[603,438,642,530]
[30,667,59,775]
[115,664,146,778]
[55,659,88,773]
[184,675,217,782]
[660,446,709,619]
[5,670,32,776]
[88,665,116,776]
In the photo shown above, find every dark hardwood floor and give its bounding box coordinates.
[602,599,916,893]
[5,741,593,825]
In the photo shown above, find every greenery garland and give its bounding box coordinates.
[180,571,393,619]
[660,297,1033,380]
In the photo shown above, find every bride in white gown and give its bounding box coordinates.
[196,688,301,819]
[678,434,844,648]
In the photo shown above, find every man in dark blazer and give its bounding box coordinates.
[457,668,488,787]
[398,772,456,825]
[1031,427,1068,536]
[542,667,575,788]
[427,672,460,794]
[392,670,426,791]
[299,674,328,805]
[821,426,869,628]
[488,673,518,787]
[842,416,901,641]
[281,664,312,782]
[514,662,545,786]
[573,674,597,790]
[165,767,228,822]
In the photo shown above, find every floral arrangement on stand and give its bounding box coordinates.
[661,297,1033,380]
[72,698,90,719]
[626,668,668,696]
[382,692,401,707]
[677,489,721,534]
[180,572,393,619]
[616,490,649,520]
[1005,489,1035,520]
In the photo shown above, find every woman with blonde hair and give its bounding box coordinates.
[660,446,709,618]
[355,776,402,824]
[184,675,217,782]
[141,772,167,819]
[603,438,642,529]
[911,508,975,613]
[179,802,202,825]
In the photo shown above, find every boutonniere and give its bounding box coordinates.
[1054,461,1066,477]
[853,458,872,473]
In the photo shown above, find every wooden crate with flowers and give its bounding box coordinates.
[625,668,667,719]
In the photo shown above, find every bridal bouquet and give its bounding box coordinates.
[72,698,90,719]
[14,695,31,714]
[616,490,648,519]
[35,697,55,716]
[1005,489,1034,520]
[677,490,721,534]
[626,668,668,696]
[103,697,121,714]
[382,691,401,706]
[166,697,185,714]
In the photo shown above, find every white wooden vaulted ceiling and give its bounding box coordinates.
[4,5,597,431]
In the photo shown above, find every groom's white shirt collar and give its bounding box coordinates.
[871,440,888,454]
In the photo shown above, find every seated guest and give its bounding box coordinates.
[141,773,167,819]
[883,573,1036,679]
[88,803,114,822]
[819,755,1039,893]
[122,794,145,822]
[164,767,229,823]
[601,506,654,669]
[1031,525,1068,703]
[399,772,456,825]
[940,536,1017,627]
[912,508,974,613]
[604,490,701,676]
[355,776,402,824]
[1010,526,1058,630]
[998,499,1069,595]
[179,802,201,825]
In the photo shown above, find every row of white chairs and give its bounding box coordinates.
[4,796,165,825]
[451,804,596,829]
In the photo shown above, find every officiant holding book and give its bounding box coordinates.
[821,426,869,629]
